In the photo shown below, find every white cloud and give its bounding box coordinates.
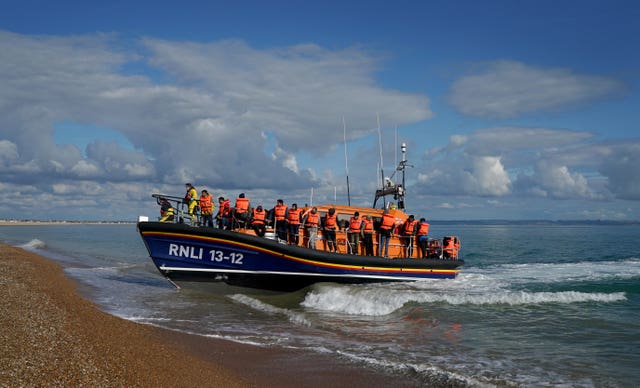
[0,140,18,165]
[449,60,625,118]
[417,126,639,203]
[0,30,434,219]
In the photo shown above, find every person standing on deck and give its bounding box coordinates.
[416,218,430,258]
[378,209,395,258]
[184,183,198,224]
[199,190,214,227]
[401,215,418,258]
[287,203,302,245]
[302,206,319,249]
[323,208,338,252]
[272,199,288,242]
[216,196,231,229]
[361,215,374,256]
[347,211,363,254]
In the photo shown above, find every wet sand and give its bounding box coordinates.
[0,243,416,387]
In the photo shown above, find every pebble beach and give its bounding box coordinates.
[0,242,408,387]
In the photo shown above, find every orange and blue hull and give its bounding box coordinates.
[138,222,463,291]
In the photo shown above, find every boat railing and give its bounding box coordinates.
[148,194,460,260]
[151,193,198,225]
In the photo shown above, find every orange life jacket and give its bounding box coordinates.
[417,221,430,236]
[380,213,395,231]
[199,194,213,215]
[287,208,301,224]
[324,213,337,229]
[252,208,266,225]
[362,218,374,233]
[402,219,417,235]
[305,212,319,227]
[349,217,362,232]
[274,204,287,221]
[235,197,249,214]
[219,199,231,216]
[443,237,458,258]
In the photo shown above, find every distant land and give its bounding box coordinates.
[1,219,637,226]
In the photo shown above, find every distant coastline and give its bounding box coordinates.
[1,219,637,226]
[0,220,135,226]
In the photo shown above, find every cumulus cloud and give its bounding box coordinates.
[416,126,640,203]
[449,61,626,118]
[0,30,432,219]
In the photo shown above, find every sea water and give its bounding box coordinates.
[1,223,639,387]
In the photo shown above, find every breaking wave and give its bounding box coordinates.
[300,259,636,316]
[19,238,46,250]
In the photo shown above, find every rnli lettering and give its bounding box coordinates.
[168,243,203,260]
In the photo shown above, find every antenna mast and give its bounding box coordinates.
[343,117,351,206]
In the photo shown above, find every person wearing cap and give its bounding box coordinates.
[199,189,214,227]
[251,205,267,237]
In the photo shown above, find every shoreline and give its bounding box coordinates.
[0,243,415,387]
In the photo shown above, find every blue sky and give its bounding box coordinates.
[1,0,639,221]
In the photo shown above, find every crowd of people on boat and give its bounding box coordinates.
[157,183,459,259]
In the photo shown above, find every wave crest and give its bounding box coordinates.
[19,239,46,250]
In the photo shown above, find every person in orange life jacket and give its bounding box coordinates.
[443,236,456,259]
[347,211,363,254]
[215,197,231,230]
[251,205,267,237]
[378,209,395,258]
[233,193,250,229]
[301,206,319,249]
[401,215,418,258]
[184,183,198,224]
[323,207,338,252]
[287,203,302,245]
[271,199,288,242]
[159,198,174,223]
[199,190,214,227]
[416,218,430,258]
[361,215,374,256]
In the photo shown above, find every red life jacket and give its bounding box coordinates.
[199,195,213,215]
[274,204,287,221]
[305,212,319,227]
[287,208,301,224]
[363,218,374,233]
[235,197,249,214]
[252,208,266,225]
[349,217,362,232]
[220,199,231,216]
[417,221,430,236]
[380,213,395,230]
[324,213,337,229]
[402,219,417,235]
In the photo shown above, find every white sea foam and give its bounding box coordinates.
[229,294,312,327]
[301,270,629,315]
[468,259,640,285]
[19,238,46,250]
